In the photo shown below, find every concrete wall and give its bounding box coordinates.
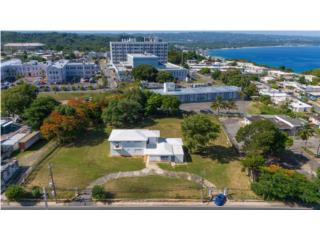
[110,141,146,156]
[174,154,184,163]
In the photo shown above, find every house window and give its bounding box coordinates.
[160,156,170,161]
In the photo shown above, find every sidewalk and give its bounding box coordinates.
[1,199,312,210]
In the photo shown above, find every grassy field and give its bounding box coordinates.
[154,117,257,200]
[25,127,145,198]
[104,175,202,200]
[24,116,256,200]
[247,101,263,115]
[38,91,108,101]
[14,139,53,166]
[247,101,286,115]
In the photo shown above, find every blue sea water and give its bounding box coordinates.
[208,46,320,73]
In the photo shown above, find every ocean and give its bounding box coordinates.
[208,46,320,73]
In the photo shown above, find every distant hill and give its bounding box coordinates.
[150,31,320,49]
[1,31,122,52]
[2,31,320,52]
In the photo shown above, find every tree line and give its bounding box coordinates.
[211,69,258,99]
[1,83,181,143]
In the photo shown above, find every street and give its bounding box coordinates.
[99,59,118,89]
[1,200,314,210]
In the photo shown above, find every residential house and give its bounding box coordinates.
[289,99,312,112]
[259,89,290,105]
[108,129,184,162]
[309,114,320,128]
[243,115,306,136]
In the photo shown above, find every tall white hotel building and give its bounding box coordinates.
[110,38,168,64]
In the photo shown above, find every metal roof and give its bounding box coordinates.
[152,86,241,96]
[2,133,27,146]
[108,129,160,142]
[144,138,184,156]
[4,43,45,47]
[1,59,22,67]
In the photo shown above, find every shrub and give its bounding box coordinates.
[5,185,25,201]
[31,186,42,199]
[92,185,106,200]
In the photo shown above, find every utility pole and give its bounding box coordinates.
[201,177,204,203]
[48,163,57,202]
[43,187,48,209]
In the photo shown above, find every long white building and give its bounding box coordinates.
[1,58,99,83]
[152,83,240,103]
[1,59,48,81]
[110,38,168,64]
[47,60,99,83]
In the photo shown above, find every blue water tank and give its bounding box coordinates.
[213,194,227,206]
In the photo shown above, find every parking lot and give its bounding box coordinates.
[180,102,212,113]
[180,101,251,114]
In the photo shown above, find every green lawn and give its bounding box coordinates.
[25,127,145,198]
[24,116,256,200]
[154,117,257,200]
[104,175,202,200]
[15,139,55,167]
[39,91,108,101]
[248,101,286,115]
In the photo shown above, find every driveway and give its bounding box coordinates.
[220,117,244,152]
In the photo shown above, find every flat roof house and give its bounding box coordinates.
[289,100,312,112]
[259,89,290,105]
[108,129,184,163]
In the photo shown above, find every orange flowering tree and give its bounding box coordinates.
[40,102,91,143]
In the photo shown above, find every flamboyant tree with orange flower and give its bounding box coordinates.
[40,101,96,143]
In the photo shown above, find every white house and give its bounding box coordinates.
[108,129,184,162]
[259,89,290,105]
[309,114,320,128]
[260,76,275,83]
[289,100,312,112]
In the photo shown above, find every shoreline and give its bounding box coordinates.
[207,44,320,51]
[205,45,320,73]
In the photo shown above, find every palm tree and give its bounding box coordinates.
[297,124,315,150]
[225,100,237,113]
[211,96,225,115]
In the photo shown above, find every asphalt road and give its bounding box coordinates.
[2,201,314,210]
